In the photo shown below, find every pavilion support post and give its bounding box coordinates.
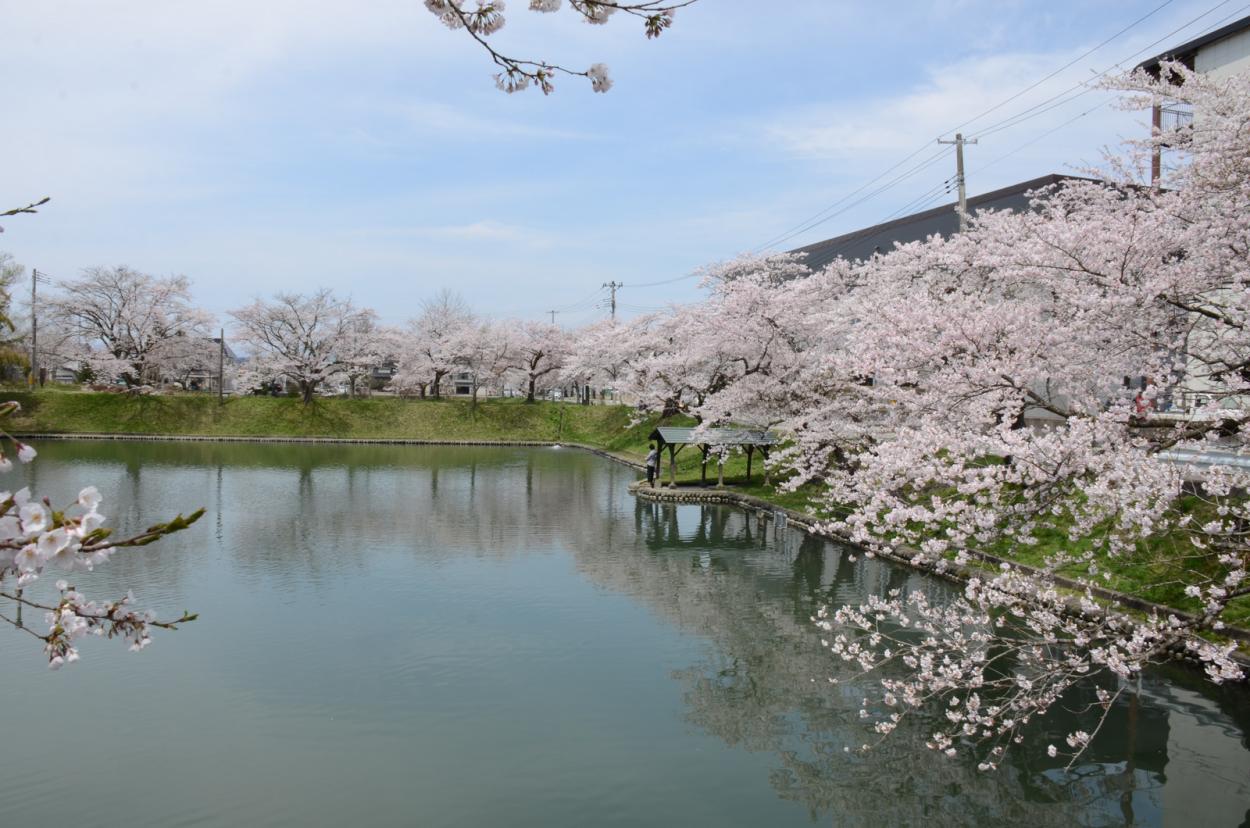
[761,447,771,486]
[700,445,709,487]
[717,450,725,488]
[668,444,677,488]
[746,446,754,484]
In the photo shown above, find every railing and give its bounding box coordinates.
[1159,103,1194,133]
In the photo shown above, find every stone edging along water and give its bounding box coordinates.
[14,431,646,470]
[631,481,1250,654]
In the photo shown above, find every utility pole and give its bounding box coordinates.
[937,133,978,232]
[218,328,225,404]
[547,309,559,325]
[602,281,623,322]
[29,269,48,387]
[30,270,37,387]
[1150,102,1162,186]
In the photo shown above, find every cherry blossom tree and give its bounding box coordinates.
[511,320,569,402]
[425,0,697,94]
[338,312,389,397]
[230,289,378,404]
[597,261,809,423]
[46,267,215,387]
[561,319,625,389]
[623,66,1250,768]
[452,318,516,412]
[0,252,31,378]
[820,77,1248,768]
[397,289,475,399]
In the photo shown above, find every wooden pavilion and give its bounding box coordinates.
[647,426,779,487]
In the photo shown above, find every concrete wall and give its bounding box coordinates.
[1196,27,1250,79]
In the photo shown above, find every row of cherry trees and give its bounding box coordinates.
[560,66,1250,766]
[1,263,589,405]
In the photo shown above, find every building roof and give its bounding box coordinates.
[1136,13,1250,75]
[211,337,241,362]
[789,174,1096,272]
[650,427,777,447]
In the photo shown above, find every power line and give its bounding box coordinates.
[948,0,1177,137]
[752,143,942,251]
[877,175,957,223]
[628,272,701,288]
[978,98,1115,174]
[754,0,1237,253]
[968,0,1243,141]
[758,145,954,251]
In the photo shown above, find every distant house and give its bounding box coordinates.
[370,360,396,389]
[177,336,241,393]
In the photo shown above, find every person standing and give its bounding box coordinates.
[645,443,659,488]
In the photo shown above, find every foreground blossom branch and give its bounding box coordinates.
[0,401,202,667]
[0,197,51,233]
[423,0,696,93]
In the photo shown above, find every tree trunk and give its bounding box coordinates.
[526,377,536,403]
[301,380,315,405]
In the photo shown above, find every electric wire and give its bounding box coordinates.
[967,0,1244,141]
[627,272,701,288]
[949,0,1178,136]
[757,145,954,251]
[756,0,1241,255]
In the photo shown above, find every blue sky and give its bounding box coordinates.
[2,0,1240,326]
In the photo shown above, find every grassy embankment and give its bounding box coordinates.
[6,387,1245,629]
[1,387,774,481]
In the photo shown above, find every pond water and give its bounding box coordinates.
[2,442,1248,827]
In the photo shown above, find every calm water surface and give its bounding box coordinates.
[3,442,1248,827]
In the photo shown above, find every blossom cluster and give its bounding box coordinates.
[423,0,686,93]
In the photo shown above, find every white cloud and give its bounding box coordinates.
[762,48,1128,160]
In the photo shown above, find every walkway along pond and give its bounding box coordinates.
[3,441,1248,827]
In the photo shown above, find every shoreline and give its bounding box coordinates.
[631,481,1250,655]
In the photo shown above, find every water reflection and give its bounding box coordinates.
[5,442,1248,828]
[591,495,1250,827]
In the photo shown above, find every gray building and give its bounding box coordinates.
[789,173,1095,269]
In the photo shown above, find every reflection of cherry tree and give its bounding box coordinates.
[572,500,1189,825]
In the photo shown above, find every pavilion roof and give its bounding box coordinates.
[649,427,778,447]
